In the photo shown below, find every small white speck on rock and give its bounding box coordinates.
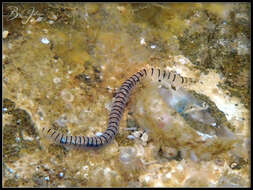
[150,44,156,49]
[53,77,61,84]
[140,37,146,45]
[127,135,135,140]
[41,37,50,44]
[59,172,64,178]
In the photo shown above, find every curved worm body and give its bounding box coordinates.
[42,66,194,148]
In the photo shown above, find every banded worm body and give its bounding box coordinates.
[42,66,195,148]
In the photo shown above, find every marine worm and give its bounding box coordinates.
[42,66,195,148]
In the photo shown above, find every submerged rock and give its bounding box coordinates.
[131,83,238,161]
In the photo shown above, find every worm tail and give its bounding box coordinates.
[42,68,147,148]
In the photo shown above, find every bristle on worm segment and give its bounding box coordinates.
[42,66,195,148]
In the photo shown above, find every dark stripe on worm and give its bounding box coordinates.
[124,79,134,87]
[172,73,176,82]
[102,133,111,141]
[163,70,166,79]
[128,77,136,86]
[115,95,127,103]
[107,128,116,136]
[107,124,118,132]
[181,76,184,84]
[116,90,129,97]
[69,135,72,145]
[112,106,124,115]
[60,134,64,144]
[112,104,125,111]
[108,121,119,127]
[121,84,131,90]
[130,76,137,85]
[96,137,102,146]
[120,87,130,95]
[104,131,113,139]
[109,113,121,118]
[158,68,160,78]
[115,96,127,104]
[100,135,108,144]
[94,137,98,147]
[109,111,121,118]
[92,137,96,146]
[167,71,171,80]
[133,74,140,82]
[89,137,93,146]
[107,127,117,135]
[111,107,123,115]
[121,84,131,91]
[89,137,93,147]
[79,136,82,146]
[108,123,118,129]
[90,137,94,146]
[55,133,60,141]
[51,131,56,137]
[47,128,52,134]
[143,69,147,76]
[74,136,78,145]
[86,137,90,146]
[108,117,119,123]
[65,136,68,144]
[109,116,120,122]
[151,68,154,76]
[137,71,144,77]
[114,100,125,107]
[117,90,128,98]
[90,137,95,147]
[83,136,87,146]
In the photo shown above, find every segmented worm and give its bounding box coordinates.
[42,66,195,148]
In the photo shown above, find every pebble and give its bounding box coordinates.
[41,37,50,44]
[53,77,61,84]
[127,135,135,140]
[140,37,146,45]
[3,30,9,39]
[8,168,14,173]
[82,165,89,170]
[150,44,156,49]
[50,14,58,21]
[36,17,43,22]
[132,131,142,138]
[48,20,54,24]
[59,172,64,178]
[141,132,148,143]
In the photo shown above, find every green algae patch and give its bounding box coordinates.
[3,98,42,164]
[115,133,134,147]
